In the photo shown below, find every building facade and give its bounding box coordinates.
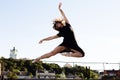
[10,47,18,59]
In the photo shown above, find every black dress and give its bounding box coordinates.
[57,23,85,57]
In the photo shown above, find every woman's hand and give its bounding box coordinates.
[58,2,69,24]
[58,2,62,10]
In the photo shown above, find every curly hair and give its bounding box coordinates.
[53,17,66,30]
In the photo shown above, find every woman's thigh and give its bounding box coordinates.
[70,48,80,53]
[50,46,66,55]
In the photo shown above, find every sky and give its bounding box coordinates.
[0,0,120,71]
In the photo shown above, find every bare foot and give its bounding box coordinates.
[32,58,40,63]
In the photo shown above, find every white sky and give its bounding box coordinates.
[0,0,120,71]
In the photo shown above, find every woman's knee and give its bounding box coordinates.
[79,52,85,57]
[75,52,85,57]
[71,49,85,57]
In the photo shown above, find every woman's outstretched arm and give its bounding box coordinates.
[58,2,69,24]
[39,35,60,44]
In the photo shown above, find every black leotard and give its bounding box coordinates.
[57,23,85,57]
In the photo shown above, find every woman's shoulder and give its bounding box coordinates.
[65,22,71,27]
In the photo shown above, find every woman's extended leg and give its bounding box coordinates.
[32,46,66,63]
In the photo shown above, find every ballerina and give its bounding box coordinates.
[32,2,85,63]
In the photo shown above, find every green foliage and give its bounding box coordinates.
[42,63,62,74]
[7,71,18,79]
[0,58,43,76]
[63,65,99,79]
[0,57,100,79]
[90,70,99,79]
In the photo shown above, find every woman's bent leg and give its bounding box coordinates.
[61,49,84,57]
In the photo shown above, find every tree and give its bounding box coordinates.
[63,67,73,75]
[0,57,100,79]
[42,63,62,74]
[49,63,62,74]
[7,71,18,79]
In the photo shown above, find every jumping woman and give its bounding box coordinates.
[32,2,85,63]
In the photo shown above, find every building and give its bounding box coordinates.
[104,70,120,77]
[36,70,56,79]
[64,63,72,68]
[100,70,120,78]
[10,47,18,59]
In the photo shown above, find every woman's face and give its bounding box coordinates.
[55,22,63,30]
